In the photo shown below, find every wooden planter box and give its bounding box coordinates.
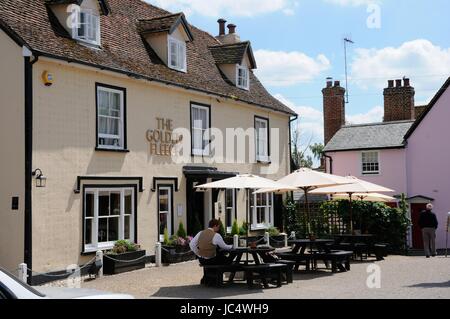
[162,245,196,264]
[103,250,146,275]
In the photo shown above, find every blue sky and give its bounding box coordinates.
[148,0,450,152]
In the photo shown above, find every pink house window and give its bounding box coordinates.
[362,151,379,175]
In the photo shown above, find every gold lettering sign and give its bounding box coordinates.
[146,118,183,156]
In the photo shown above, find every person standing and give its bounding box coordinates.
[189,219,234,265]
[419,203,439,258]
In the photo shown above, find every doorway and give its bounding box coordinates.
[411,203,427,249]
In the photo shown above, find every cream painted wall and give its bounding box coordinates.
[0,30,25,271]
[31,58,290,272]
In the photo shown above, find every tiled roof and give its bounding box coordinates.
[0,0,295,115]
[324,121,414,152]
[209,41,256,69]
[45,0,110,15]
[137,12,193,41]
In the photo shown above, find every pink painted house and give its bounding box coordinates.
[322,77,450,250]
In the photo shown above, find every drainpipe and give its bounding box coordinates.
[289,115,298,173]
[322,153,333,174]
[23,46,39,285]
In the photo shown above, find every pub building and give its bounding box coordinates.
[0,0,296,280]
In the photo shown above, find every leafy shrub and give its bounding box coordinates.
[163,228,170,245]
[319,198,411,252]
[267,226,280,237]
[109,240,140,255]
[218,219,226,238]
[238,222,248,236]
[176,221,187,239]
[231,220,240,236]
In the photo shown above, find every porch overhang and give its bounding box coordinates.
[183,166,238,179]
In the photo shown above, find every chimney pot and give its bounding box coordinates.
[404,78,410,87]
[388,80,394,88]
[217,19,227,36]
[227,23,236,34]
[395,79,402,87]
[334,80,340,87]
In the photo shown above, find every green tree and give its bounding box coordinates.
[163,228,170,245]
[231,220,239,236]
[291,129,313,170]
[176,221,187,239]
[218,219,226,238]
[310,143,324,162]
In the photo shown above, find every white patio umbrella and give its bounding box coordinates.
[332,192,396,203]
[195,174,297,252]
[310,176,394,233]
[255,168,352,235]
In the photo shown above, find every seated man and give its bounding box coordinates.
[189,219,234,265]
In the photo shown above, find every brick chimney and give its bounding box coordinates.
[383,78,415,122]
[323,78,346,145]
[215,20,241,44]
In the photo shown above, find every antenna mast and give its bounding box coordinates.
[344,37,354,104]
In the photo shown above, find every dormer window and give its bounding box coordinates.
[138,13,193,73]
[209,41,256,91]
[237,65,249,90]
[72,8,100,46]
[168,36,187,72]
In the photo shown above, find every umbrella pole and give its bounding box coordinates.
[349,193,353,234]
[304,187,311,236]
[246,188,249,263]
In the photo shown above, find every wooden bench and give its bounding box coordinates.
[276,252,314,271]
[200,264,242,287]
[241,263,287,289]
[315,251,353,273]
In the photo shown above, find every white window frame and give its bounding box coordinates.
[71,7,101,46]
[255,117,270,162]
[84,187,135,253]
[236,64,250,90]
[225,189,235,234]
[191,104,210,156]
[250,191,274,230]
[158,186,173,242]
[361,151,380,175]
[168,36,187,72]
[97,86,125,150]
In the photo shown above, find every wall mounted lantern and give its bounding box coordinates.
[32,168,47,188]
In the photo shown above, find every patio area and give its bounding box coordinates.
[69,255,449,299]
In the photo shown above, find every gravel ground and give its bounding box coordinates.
[46,255,450,299]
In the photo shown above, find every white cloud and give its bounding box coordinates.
[324,0,379,6]
[275,94,324,142]
[148,0,299,17]
[254,50,331,87]
[350,40,450,93]
[346,106,383,125]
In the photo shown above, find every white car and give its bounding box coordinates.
[0,267,134,299]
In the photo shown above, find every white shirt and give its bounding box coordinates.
[189,228,233,259]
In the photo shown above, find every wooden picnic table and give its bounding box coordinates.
[228,247,275,265]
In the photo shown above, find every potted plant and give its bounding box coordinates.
[103,240,146,275]
[161,223,196,264]
[267,226,286,248]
